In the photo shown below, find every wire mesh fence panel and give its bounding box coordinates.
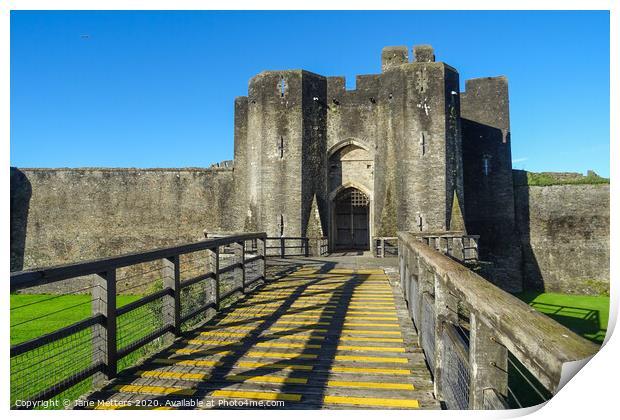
[10,322,97,407]
[180,278,215,332]
[421,293,436,374]
[265,238,308,257]
[319,238,329,256]
[385,239,398,256]
[409,276,420,328]
[115,261,166,295]
[179,250,210,282]
[440,324,471,410]
[116,294,172,370]
[218,268,238,306]
[244,238,258,254]
[506,351,552,408]
[245,258,264,285]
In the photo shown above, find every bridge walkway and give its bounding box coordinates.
[83,257,439,409]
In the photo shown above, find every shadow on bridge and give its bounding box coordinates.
[82,256,430,409]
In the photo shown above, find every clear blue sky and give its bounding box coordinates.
[10,10,610,176]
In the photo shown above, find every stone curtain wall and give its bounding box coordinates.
[10,167,235,272]
[514,184,610,295]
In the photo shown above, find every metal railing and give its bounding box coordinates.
[398,231,598,409]
[374,237,398,258]
[265,236,329,258]
[10,232,267,409]
[416,232,480,263]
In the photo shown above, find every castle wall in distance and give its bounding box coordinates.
[514,183,610,295]
[10,167,235,272]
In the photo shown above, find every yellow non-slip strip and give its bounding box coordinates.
[335,355,408,363]
[258,292,394,297]
[175,348,233,356]
[270,327,328,333]
[153,358,313,371]
[205,325,328,332]
[336,345,406,353]
[237,361,313,371]
[252,302,339,308]
[323,395,419,408]
[113,384,195,396]
[343,322,400,327]
[226,374,308,384]
[274,320,331,326]
[241,303,339,309]
[331,366,411,375]
[347,306,396,310]
[174,348,318,359]
[153,358,222,367]
[222,313,333,320]
[259,291,393,296]
[346,311,397,315]
[341,329,401,335]
[327,380,414,390]
[200,331,325,340]
[247,351,317,359]
[349,298,395,302]
[138,370,207,380]
[215,320,330,326]
[236,309,337,314]
[137,370,307,384]
[339,336,404,343]
[343,316,398,321]
[211,390,302,402]
[226,313,397,321]
[188,339,322,349]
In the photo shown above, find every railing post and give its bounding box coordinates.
[208,247,220,309]
[280,237,285,258]
[260,236,267,281]
[469,313,508,409]
[92,269,117,384]
[434,273,459,402]
[455,237,465,261]
[161,256,181,336]
[233,241,246,293]
[416,258,433,336]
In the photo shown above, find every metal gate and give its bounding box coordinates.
[334,188,369,250]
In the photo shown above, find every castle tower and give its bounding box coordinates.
[234,70,327,237]
[376,45,464,235]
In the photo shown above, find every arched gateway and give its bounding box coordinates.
[333,187,370,250]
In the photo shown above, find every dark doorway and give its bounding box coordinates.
[334,187,370,250]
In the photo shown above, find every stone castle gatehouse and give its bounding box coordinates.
[233,45,518,281]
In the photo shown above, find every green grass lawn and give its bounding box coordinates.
[514,292,609,344]
[10,294,145,407]
[10,294,141,346]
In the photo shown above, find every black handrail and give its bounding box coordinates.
[10,232,267,408]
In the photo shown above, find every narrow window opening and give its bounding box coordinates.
[279,77,287,97]
[279,214,285,236]
[278,136,284,159]
[420,132,426,156]
[482,156,491,176]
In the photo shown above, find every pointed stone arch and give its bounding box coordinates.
[327,138,372,158]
